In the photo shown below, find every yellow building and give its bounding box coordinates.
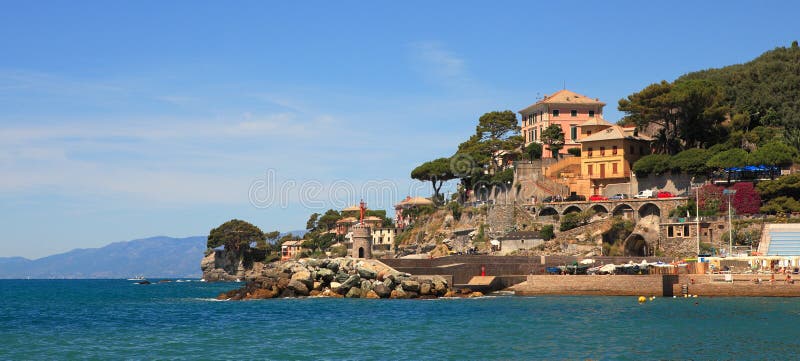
[577,123,651,196]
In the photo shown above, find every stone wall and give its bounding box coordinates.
[514,275,666,296]
[633,172,706,196]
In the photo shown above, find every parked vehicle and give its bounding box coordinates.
[609,193,628,200]
[589,194,608,201]
[542,195,563,203]
[565,194,586,202]
[634,189,654,199]
[657,191,675,198]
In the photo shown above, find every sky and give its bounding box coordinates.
[1,1,798,258]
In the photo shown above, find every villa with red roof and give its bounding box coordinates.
[518,89,607,158]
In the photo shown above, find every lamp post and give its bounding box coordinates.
[723,189,737,256]
[691,178,701,256]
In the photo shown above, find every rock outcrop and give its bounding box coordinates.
[216,257,452,300]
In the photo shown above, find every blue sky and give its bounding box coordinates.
[1,1,798,258]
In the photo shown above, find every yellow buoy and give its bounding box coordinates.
[638,296,646,303]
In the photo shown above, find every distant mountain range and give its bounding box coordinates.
[0,231,305,279]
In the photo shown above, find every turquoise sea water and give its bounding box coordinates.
[1,279,798,360]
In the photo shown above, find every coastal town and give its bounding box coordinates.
[204,43,800,300]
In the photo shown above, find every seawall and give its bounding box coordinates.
[512,274,800,297]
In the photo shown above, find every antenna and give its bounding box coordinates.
[563,80,566,90]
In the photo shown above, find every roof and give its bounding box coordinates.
[577,125,652,143]
[363,216,383,222]
[282,240,304,247]
[579,116,614,127]
[519,89,605,113]
[396,196,435,207]
[342,205,361,212]
[336,216,358,224]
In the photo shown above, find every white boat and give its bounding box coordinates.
[127,275,146,281]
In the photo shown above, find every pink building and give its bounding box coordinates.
[518,89,606,158]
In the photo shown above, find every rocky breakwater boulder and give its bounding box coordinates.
[216,257,451,301]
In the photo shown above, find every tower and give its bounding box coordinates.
[351,199,373,258]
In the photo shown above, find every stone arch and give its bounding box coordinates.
[358,247,365,258]
[638,203,661,218]
[539,207,558,217]
[562,205,583,215]
[624,234,649,256]
[590,204,609,215]
[612,204,635,220]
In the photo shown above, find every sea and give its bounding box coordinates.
[1,279,797,360]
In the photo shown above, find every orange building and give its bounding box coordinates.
[577,124,651,195]
[518,89,606,158]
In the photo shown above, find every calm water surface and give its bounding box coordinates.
[1,279,797,360]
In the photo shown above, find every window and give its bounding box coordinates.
[533,129,537,141]
[588,147,593,157]
[600,147,605,156]
[552,109,559,117]
[612,162,618,174]
[570,110,577,117]
[587,130,592,136]
[589,110,595,118]
[684,225,690,237]
[570,125,578,140]
[612,145,618,155]
[668,226,674,237]
[587,164,593,175]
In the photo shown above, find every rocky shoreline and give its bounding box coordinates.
[216,257,482,300]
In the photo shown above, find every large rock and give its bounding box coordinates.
[317,268,335,283]
[330,281,342,292]
[390,289,407,299]
[419,282,431,296]
[431,275,448,295]
[341,275,361,290]
[357,267,377,280]
[372,283,391,298]
[291,270,314,289]
[326,261,340,273]
[383,278,394,290]
[335,272,350,284]
[345,287,361,298]
[365,290,380,299]
[401,280,420,293]
[287,279,309,296]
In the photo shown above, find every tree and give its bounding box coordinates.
[618,79,728,154]
[761,196,800,214]
[731,182,761,214]
[317,209,342,231]
[207,219,265,255]
[756,174,800,202]
[632,154,671,176]
[697,184,727,215]
[706,148,749,169]
[476,110,520,143]
[411,157,456,201]
[540,124,565,158]
[669,148,711,175]
[540,224,554,240]
[302,232,337,253]
[524,142,543,160]
[750,140,797,167]
[305,213,320,232]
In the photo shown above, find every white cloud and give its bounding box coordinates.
[408,41,475,90]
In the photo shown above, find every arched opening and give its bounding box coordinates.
[638,203,661,218]
[624,235,648,256]
[358,247,364,258]
[590,204,609,216]
[539,207,558,217]
[612,204,635,220]
[563,205,582,215]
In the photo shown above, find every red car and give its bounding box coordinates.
[657,191,674,198]
[589,194,608,201]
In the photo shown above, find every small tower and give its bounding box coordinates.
[351,200,373,258]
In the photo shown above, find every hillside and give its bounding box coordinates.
[679,42,800,131]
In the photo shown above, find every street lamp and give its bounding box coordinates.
[723,189,737,256]
[691,177,701,256]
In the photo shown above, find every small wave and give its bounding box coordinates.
[194,297,228,302]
